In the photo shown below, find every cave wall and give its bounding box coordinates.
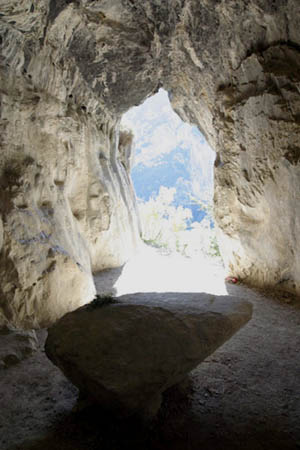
[165,0,300,292]
[0,0,300,326]
[0,0,149,327]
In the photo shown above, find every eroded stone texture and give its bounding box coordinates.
[45,293,252,419]
[213,44,300,291]
[0,0,300,326]
[165,1,300,292]
[0,1,146,327]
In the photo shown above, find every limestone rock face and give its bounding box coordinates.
[0,1,144,327]
[45,293,252,418]
[213,44,300,292]
[164,1,300,292]
[0,0,300,326]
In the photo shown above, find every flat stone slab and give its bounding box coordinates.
[45,293,252,418]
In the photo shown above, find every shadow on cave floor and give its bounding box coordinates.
[2,247,300,450]
[7,391,299,450]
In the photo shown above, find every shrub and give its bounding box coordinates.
[138,186,221,260]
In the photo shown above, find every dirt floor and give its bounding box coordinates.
[1,246,300,450]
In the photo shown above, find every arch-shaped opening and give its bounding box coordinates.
[102,88,227,296]
[122,88,217,255]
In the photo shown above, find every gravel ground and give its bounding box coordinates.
[1,247,299,450]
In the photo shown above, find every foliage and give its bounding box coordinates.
[138,186,221,259]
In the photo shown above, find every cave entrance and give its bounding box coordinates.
[114,89,227,296]
[121,89,221,262]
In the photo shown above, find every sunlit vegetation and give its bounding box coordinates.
[138,186,221,260]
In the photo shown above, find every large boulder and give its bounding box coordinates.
[45,292,252,419]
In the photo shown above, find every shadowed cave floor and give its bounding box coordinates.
[1,247,300,450]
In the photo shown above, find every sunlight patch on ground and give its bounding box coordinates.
[114,244,227,296]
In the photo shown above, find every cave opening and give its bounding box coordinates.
[121,88,221,262]
[104,89,227,297]
[1,3,300,448]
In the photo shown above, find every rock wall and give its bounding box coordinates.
[1,0,300,326]
[0,0,147,327]
[165,1,300,292]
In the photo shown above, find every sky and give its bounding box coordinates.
[121,89,215,202]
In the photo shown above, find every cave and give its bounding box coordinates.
[0,1,300,449]
[1,0,300,327]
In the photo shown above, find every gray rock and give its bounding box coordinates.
[45,293,252,419]
[0,325,38,369]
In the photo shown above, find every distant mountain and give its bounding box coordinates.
[121,89,215,224]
